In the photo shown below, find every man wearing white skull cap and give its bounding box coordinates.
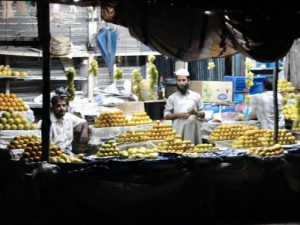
[164,68,205,144]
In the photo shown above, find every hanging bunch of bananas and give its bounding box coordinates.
[293,95,300,130]
[114,67,124,80]
[147,55,158,89]
[89,59,99,76]
[245,94,251,106]
[66,67,76,101]
[245,58,254,90]
[245,58,255,71]
[207,62,215,70]
[245,71,254,89]
[132,69,143,101]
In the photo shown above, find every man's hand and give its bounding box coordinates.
[189,108,198,116]
[178,112,190,119]
[80,130,89,143]
[197,111,205,119]
[188,108,205,118]
[80,122,89,143]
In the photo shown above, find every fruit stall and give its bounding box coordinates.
[1,1,300,225]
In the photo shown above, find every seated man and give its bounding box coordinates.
[49,95,89,152]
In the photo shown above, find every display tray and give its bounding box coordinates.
[84,154,116,162]
[159,152,180,159]
[210,140,233,147]
[284,151,300,161]
[284,147,300,154]
[182,152,222,165]
[107,158,144,172]
[281,143,300,149]
[139,156,181,171]
[218,149,248,162]
[247,154,284,162]
[53,161,94,172]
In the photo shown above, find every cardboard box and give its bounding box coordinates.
[189,81,233,103]
[116,101,145,117]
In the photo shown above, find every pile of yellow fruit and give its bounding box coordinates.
[0,93,29,111]
[97,140,120,157]
[283,104,297,120]
[293,123,300,131]
[146,120,177,140]
[157,138,195,154]
[119,147,159,159]
[260,129,296,146]
[0,110,36,130]
[248,144,284,156]
[49,146,84,164]
[278,79,296,92]
[194,143,219,152]
[8,135,40,150]
[232,129,296,149]
[127,112,152,126]
[0,65,27,77]
[210,124,258,141]
[94,111,128,128]
[231,130,266,148]
[116,129,149,143]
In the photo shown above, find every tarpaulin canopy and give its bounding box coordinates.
[97,27,117,73]
[97,0,300,62]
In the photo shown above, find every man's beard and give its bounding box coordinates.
[177,84,189,95]
[54,110,66,119]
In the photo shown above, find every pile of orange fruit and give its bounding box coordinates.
[0,93,29,111]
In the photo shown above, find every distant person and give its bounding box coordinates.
[164,68,205,144]
[249,78,285,129]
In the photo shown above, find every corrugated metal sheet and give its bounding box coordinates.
[189,57,225,81]
[154,56,175,79]
[0,3,38,40]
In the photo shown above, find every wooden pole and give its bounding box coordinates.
[273,60,279,144]
[37,0,51,162]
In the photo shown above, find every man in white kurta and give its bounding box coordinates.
[50,112,87,151]
[49,96,89,151]
[250,78,285,129]
[164,68,205,144]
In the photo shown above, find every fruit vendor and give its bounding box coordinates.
[164,68,205,144]
[249,78,285,129]
[39,95,89,152]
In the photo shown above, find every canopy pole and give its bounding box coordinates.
[273,60,279,144]
[38,0,51,162]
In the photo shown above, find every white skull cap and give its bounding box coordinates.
[175,68,190,76]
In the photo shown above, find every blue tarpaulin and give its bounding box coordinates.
[97,27,117,74]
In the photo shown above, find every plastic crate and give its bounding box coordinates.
[249,83,263,94]
[203,103,220,113]
[249,76,266,94]
[224,76,246,92]
[233,92,245,102]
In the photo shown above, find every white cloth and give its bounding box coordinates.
[164,90,203,144]
[49,112,86,150]
[250,91,285,129]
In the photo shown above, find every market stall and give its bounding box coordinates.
[2,1,300,225]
